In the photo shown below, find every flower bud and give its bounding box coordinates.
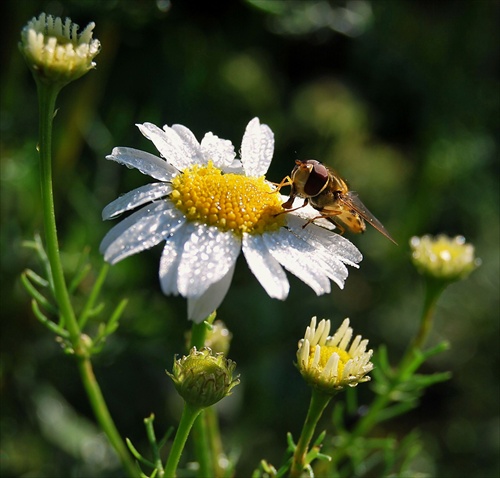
[167,347,239,408]
[19,13,100,86]
[186,320,233,356]
[410,234,480,282]
[297,317,373,394]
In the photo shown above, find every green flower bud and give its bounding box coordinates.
[296,317,373,394]
[410,234,480,282]
[19,13,100,87]
[167,347,239,408]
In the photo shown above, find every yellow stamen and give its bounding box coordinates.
[170,162,286,235]
[308,345,351,383]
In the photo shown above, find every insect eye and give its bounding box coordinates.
[304,162,329,196]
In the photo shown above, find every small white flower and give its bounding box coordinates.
[100,118,362,322]
[297,316,373,392]
[410,234,480,282]
[19,12,100,85]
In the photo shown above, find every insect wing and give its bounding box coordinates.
[339,192,397,244]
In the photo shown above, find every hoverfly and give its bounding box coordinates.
[279,159,397,244]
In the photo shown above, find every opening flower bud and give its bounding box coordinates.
[297,317,373,394]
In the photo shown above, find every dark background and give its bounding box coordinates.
[1,0,499,477]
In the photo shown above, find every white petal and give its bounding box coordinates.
[286,214,363,267]
[177,225,241,299]
[100,201,185,264]
[240,117,274,177]
[187,263,236,323]
[171,124,205,165]
[317,319,331,346]
[200,132,236,169]
[102,183,172,220]
[159,243,181,295]
[329,319,351,347]
[263,229,331,295]
[325,353,340,379]
[242,233,289,299]
[159,222,196,296]
[298,339,310,367]
[339,327,353,350]
[106,147,177,182]
[221,159,245,175]
[137,122,199,171]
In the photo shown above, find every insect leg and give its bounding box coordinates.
[302,211,343,230]
[269,175,293,193]
[274,198,309,217]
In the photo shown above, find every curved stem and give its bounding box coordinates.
[289,389,332,478]
[78,358,138,477]
[36,80,137,477]
[37,81,80,339]
[164,403,203,478]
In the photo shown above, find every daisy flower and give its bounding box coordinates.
[19,12,100,86]
[410,234,480,282]
[297,316,373,393]
[100,118,362,322]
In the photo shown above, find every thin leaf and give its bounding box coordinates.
[24,268,49,287]
[33,233,54,293]
[68,246,91,293]
[69,262,91,294]
[143,414,164,475]
[107,298,128,333]
[286,431,296,450]
[31,299,69,338]
[157,426,175,449]
[21,271,57,314]
[125,437,155,468]
[313,430,327,447]
[376,401,419,423]
[78,262,110,329]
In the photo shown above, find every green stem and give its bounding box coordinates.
[188,314,217,477]
[37,81,79,338]
[193,411,213,478]
[408,278,446,352]
[78,358,138,477]
[329,277,447,470]
[289,389,332,478]
[189,312,216,350]
[36,81,137,477]
[205,406,226,477]
[144,414,165,477]
[164,403,203,478]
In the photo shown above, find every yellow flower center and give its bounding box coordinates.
[309,346,351,382]
[170,162,286,236]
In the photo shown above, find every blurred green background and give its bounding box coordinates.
[1,0,498,477]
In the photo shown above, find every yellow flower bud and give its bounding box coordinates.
[19,13,100,86]
[410,234,480,282]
